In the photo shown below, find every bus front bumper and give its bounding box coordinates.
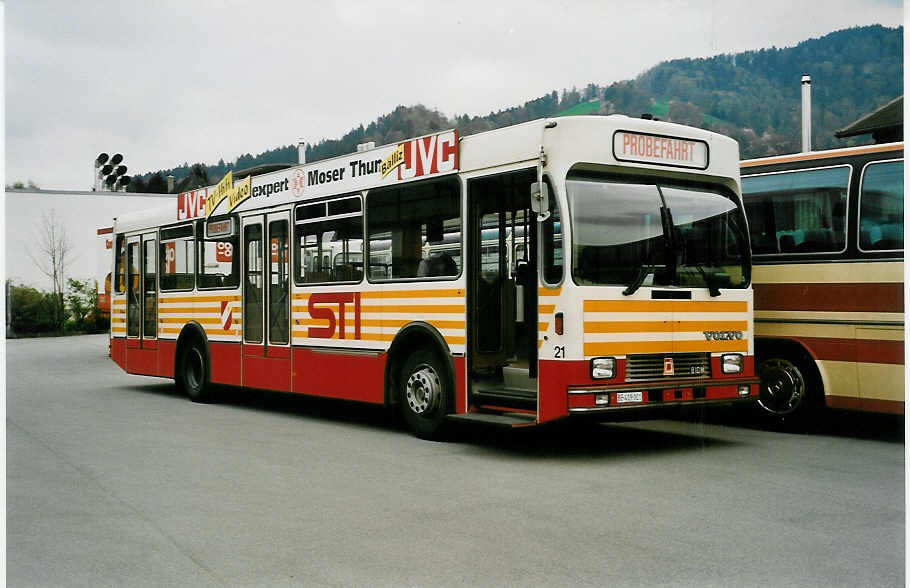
[566,377,759,414]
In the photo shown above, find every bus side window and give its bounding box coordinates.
[159,224,196,291]
[859,160,904,251]
[741,167,849,256]
[198,219,239,289]
[294,195,364,285]
[367,176,461,281]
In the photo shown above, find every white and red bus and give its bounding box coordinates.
[109,116,758,437]
[741,142,904,422]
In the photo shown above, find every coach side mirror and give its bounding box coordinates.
[531,182,550,221]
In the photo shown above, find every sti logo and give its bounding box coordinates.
[307,292,362,340]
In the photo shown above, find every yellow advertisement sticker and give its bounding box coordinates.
[227,176,251,212]
[380,144,405,179]
[205,170,233,217]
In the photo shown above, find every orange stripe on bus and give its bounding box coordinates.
[290,330,465,346]
[584,339,748,355]
[584,320,749,333]
[360,304,465,314]
[539,304,556,314]
[583,300,748,313]
[538,288,562,297]
[159,295,241,303]
[360,289,465,299]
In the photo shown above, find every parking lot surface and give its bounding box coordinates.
[7,335,905,587]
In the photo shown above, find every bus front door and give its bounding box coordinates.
[241,213,292,391]
[467,169,539,412]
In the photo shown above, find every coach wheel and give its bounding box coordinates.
[399,349,450,439]
[177,340,211,403]
[757,357,810,420]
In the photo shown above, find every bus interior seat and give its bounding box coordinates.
[778,234,796,253]
[753,232,779,254]
[795,228,833,252]
[874,223,904,249]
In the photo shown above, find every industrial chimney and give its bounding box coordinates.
[298,139,306,165]
[801,74,811,152]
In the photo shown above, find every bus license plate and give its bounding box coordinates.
[616,391,643,404]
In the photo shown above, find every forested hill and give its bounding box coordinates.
[131,24,902,192]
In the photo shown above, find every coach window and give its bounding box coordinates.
[198,216,240,289]
[159,224,196,290]
[859,160,903,252]
[114,234,126,294]
[741,166,849,255]
[294,195,364,284]
[367,176,461,281]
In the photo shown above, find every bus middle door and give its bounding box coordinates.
[241,213,292,391]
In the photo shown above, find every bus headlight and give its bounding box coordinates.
[590,357,616,379]
[722,353,744,374]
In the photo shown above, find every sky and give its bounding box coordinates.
[4,0,904,191]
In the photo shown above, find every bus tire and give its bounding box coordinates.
[756,355,819,429]
[176,340,211,403]
[399,349,451,439]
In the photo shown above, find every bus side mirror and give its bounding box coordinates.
[531,182,550,221]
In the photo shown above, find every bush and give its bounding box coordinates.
[8,282,59,334]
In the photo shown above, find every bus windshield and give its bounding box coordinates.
[568,176,750,292]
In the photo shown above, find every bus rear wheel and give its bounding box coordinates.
[399,350,450,439]
[176,341,211,403]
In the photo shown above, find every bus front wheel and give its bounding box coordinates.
[757,356,817,427]
[177,341,211,403]
[399,350,450,439]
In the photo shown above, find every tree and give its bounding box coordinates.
[65,277,98,332]
[146,172,168,193]
[28,209,71,331]
[127,175,148,193]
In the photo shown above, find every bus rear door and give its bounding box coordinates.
[125,232,158,375]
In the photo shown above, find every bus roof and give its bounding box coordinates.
[741,141,904,169]
[112,115,741,234]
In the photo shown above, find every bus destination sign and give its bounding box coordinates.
[613,131,708,170]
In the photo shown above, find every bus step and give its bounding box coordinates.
[447,412,537,427]
[502,366,536,392]
[471,391,536,411]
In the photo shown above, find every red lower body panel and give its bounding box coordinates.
[111,337,127,371]
[209,342,241,386]
[243,344,290,392]
[291,347,385,403]
[158,340,176,379]
[453,356,466,414]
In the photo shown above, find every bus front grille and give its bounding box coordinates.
[625,352,712,382]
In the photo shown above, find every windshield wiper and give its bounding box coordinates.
[622,263,650,296]
[622,247,653,296]
[691,262,721,297]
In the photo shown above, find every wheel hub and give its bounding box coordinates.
[758,359,804,416]
[406,365,440,415]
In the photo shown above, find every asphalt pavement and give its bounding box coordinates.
[6,334,905,587]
